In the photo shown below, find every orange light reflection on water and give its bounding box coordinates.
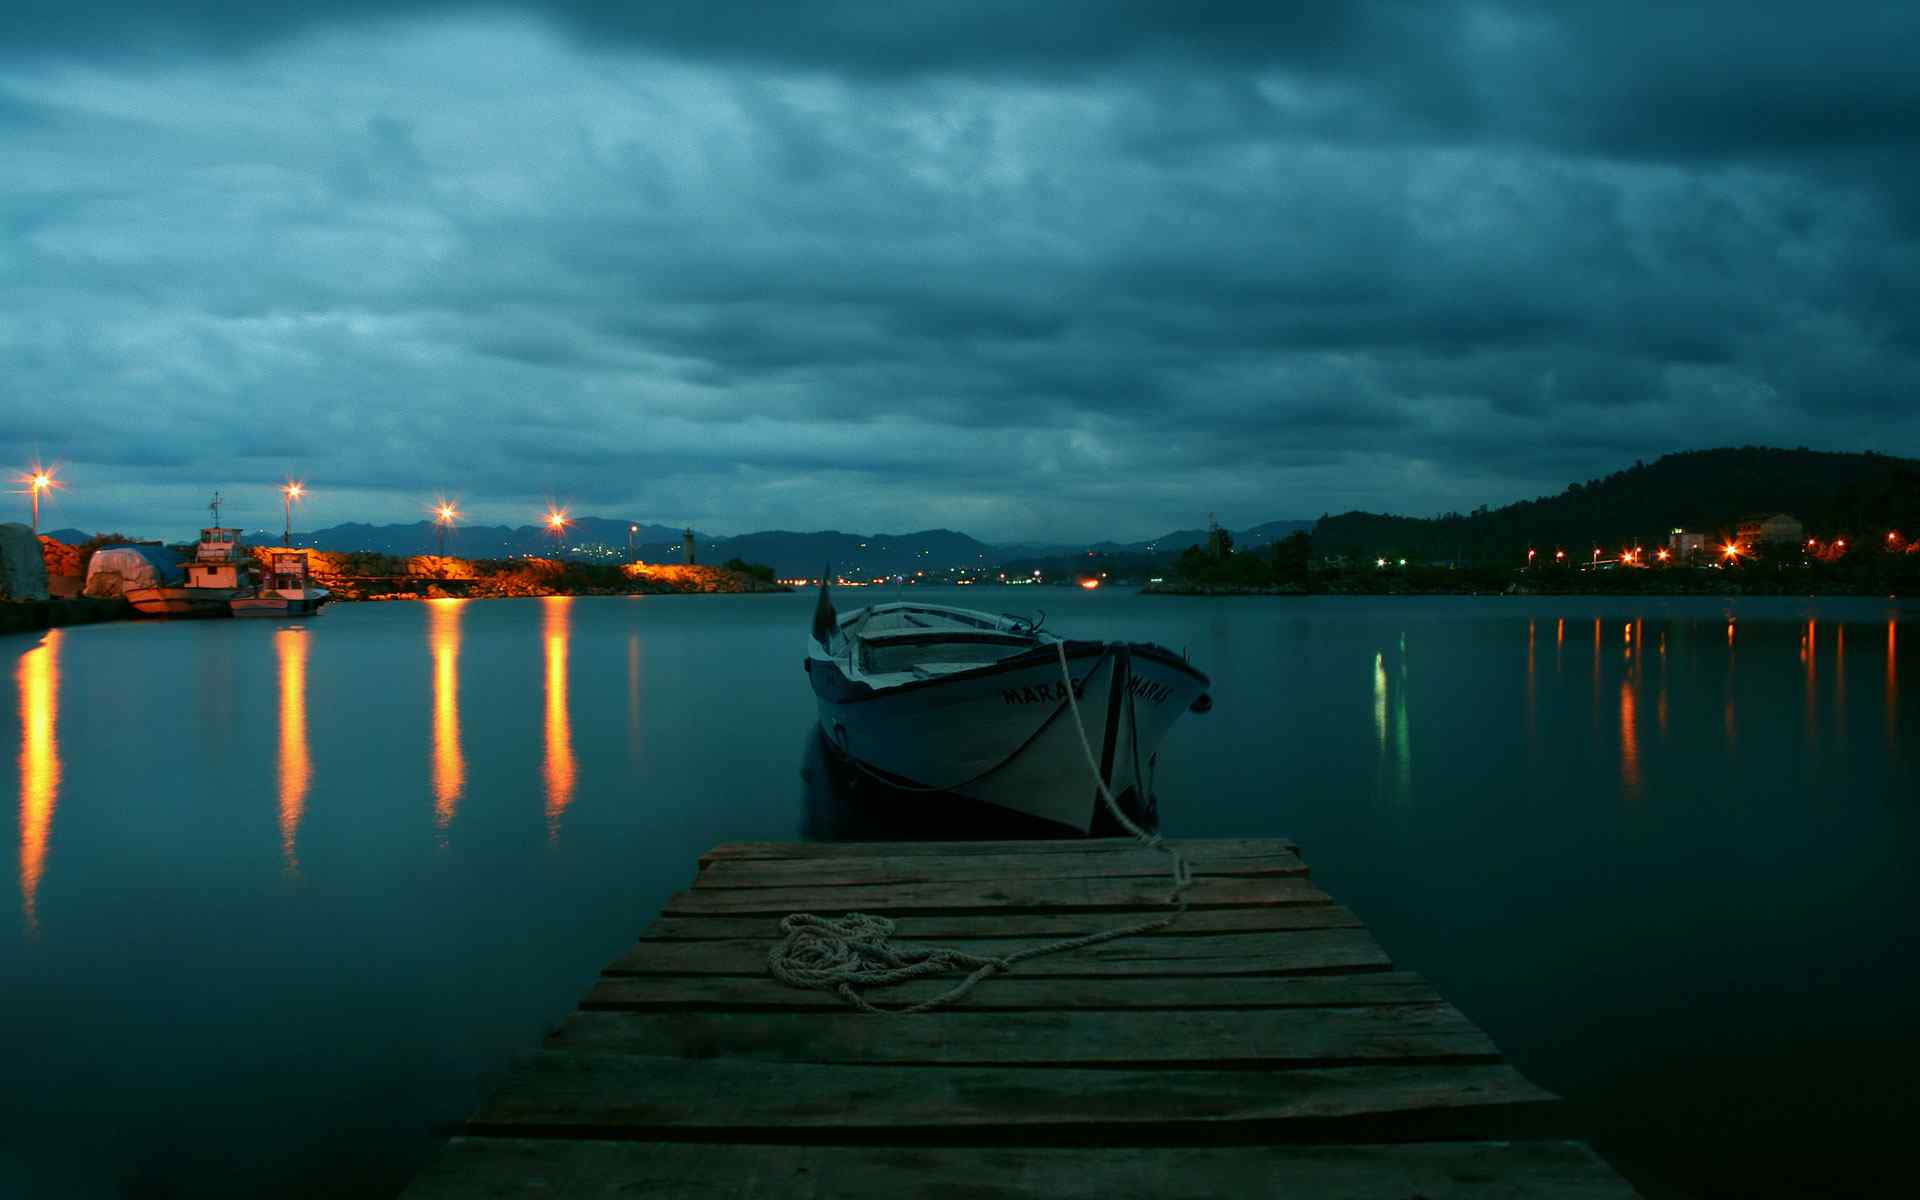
[429,600,466,832]
[1803,619,1817,750]
[17,631,61,936]
[543,596,576,835]
[276,629,310,876]
[1619,620,1641,802]
[1889,619,1899,752]
[1620,675,1640,803]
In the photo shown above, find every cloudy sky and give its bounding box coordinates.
[5,2,1918,542]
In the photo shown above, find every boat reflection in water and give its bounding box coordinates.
[16,631,61,937]
[277,628,310,876]
[429,600,466,835]
[542,596,575,836]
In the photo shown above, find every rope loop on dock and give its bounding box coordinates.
[766,641,1194,1015]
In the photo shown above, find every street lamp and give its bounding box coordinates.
[628,524,637,564]
[25,467,55,533]
[434,502,459,556]
[281,481,305,546]
[545,507,569,554]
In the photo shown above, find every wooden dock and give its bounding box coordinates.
[401,838,1637,1198]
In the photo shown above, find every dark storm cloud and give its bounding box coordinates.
[2,3,1917,540]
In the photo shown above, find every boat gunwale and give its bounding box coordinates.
[810,637,1208,706]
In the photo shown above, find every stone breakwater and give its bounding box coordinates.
[271,550,788,600]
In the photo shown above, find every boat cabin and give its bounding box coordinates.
[185,527,246,589]
[266,551,312,594]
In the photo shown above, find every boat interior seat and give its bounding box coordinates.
[859,637,1030,675]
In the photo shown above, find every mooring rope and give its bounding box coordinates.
[767,640,1192,1014]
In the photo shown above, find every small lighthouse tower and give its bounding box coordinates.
[682,527,697,565]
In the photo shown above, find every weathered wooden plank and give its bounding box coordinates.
[605,928,1389,978]
[543,1004,1497,1068]
[403,1138,1634,1200]
[582,971,1440,1012]
[461,1055,1553,1140]
[639,904,1367,941]
[699,836,1298,866]
[662,874,1328,916]
[695,849,1306,889]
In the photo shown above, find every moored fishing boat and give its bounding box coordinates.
[126,501,251,617]
[804,579,1212,831]
[231,549,329,618]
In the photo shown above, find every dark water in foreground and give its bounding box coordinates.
[2,591,1915,1198]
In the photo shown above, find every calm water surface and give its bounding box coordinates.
[3,591,1915,1198]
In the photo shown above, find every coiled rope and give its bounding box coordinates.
[767,641,1192,1014]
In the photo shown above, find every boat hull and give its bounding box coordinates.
[231,593,327,618]
[809,640,1209,832]
[125,587,238,618]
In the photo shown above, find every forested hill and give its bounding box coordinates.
[1313,447,1920,562]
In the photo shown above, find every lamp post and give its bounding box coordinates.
[281,481,305,546]
[627,524,637,564]
[27,469,53,533]
[545,508,569,555]
[435,503,458,556]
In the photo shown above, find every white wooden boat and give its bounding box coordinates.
[804,581,1211,831]
[232,549,329,618]
[126,521,249,618]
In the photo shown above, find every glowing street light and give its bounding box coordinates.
[545,507,570,553]
[1554,549,1565,562]
[433,501,459,556]
[1527,548,1537,567]
[281,480,306,546]
[627,523,638,564]
[21,466,57,533]
[1657,548,1671,562]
